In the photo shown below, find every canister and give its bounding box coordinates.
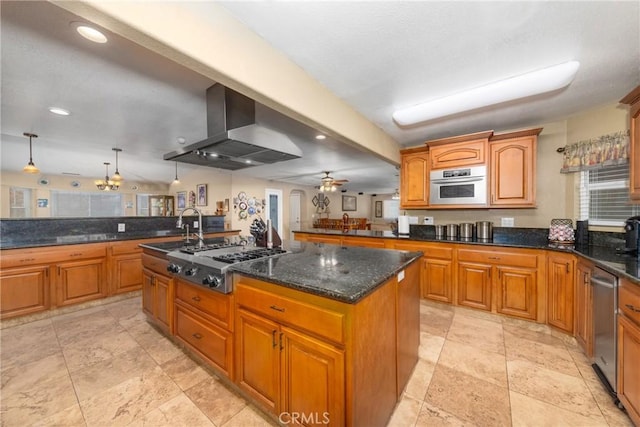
[434,225,445,239]
[476,221,493,240]
[446,224,458,239]
[460,223,474,239]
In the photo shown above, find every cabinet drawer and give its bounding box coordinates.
[110,240,145,255]
[457,248,538,268]
[1,244,106,268]
[236,283,345,345]
[393,242,453,259]
[141,253,169,275]
[175,280,232,328]
[175,305,233,377]
[619,279,640,327]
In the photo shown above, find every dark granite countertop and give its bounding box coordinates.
[230,241,422,304]
[1,230,241,250]
[294,228,640,284]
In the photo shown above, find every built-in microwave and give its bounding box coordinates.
[429,165,487,206]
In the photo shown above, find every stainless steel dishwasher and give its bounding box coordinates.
[591,266,620,404]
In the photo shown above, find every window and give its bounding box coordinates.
[137,194,150,216]
[9,187,32,218]
[51,191,122,217]
[579,164,639,226]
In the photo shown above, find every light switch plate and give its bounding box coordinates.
[117,223,125,232]
[501,217,515,227]
[397,270,405,282]
[193,221,199,229]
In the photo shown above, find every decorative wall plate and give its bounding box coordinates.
[238,191,247,201]
[238,201,248,210]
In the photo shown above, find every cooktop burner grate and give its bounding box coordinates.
[209,247,286,264]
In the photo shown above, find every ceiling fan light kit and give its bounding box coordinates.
[22,132,39,174]
[392,60,580,126]
[319,171,348,192]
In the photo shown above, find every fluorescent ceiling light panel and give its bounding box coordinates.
[392,60,580,126]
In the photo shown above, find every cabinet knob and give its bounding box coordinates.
[192,333,203,339]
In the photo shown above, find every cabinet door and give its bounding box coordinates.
[155,274,173,332]
[429,139,487,169]
[495,266,537,320]
[400,150,429,208]
[0,265,50,319]
[617,315,640,426]
[142,268,155,318]
[423,257,453,303]
[490,137,536,207]
[280,326,345,426]
[547,254,575,333]
[457,262,492,311]
[236,308,280,414]
[111,254,143,294]
[631,107,640,200]
[56,258,106,307]
[575,262,593,357]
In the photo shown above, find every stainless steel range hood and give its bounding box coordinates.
[164,84,302,170]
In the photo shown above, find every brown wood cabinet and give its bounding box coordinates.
[457,247,540,321]
[617,278,640,426]
[427,131,492,169]
[393,241,453,303]
[56,257,107,307]
[109,240,145,295]
[575,260,594,357]
[141,251,173,334]
[400,147,430,208]
[546,252,575,333]
[620,85,640,201]
[233,263,419,427]
[489,128,540,207]
[0,265,50,319]
[174,279,234,378]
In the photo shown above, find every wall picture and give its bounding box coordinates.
[177,191,186,209]
[342,195,357,211]
[196,184,207,206]
[375,200,382,217]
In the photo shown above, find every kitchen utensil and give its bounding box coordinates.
[459,223,474,239]
[476,221,493,240]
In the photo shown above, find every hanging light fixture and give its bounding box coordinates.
[392,189,400,200]
[173,161,180,184]
[95,162,119,191]
[22,132,39,174]
[111,148,123,183]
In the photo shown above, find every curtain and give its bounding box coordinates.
[560,130,630,173]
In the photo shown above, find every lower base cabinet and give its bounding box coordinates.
[575,261,594,357]
[56,258,107,307]
[0,265,50,318]
[618,278,640,426]
[547,253,575,333]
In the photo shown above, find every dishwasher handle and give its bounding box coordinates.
[590,276,617,289]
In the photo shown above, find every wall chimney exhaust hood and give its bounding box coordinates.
[164,84,302,170]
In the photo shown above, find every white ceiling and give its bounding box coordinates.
[1,1,639,195]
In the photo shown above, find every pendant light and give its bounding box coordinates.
[95,162,119,191]
[111,148,123,182]
[173,161,180,184]
[22,132,39,174]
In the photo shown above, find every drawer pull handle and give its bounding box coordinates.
[279,332,284,350]
[488,257,500,260]
[626,304,640,313]
[272,330,277,348]
[270,305,285,312]
[192,296,201,302]
[20,258,35,262]
[192,333,203,339]
[70,253,83,257]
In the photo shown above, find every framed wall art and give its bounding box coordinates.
[177,191,186,209]
[375,200,382,218]
[342,195,357,211]
[196,184,207,206]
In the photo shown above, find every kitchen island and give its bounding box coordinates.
[142,241,423,427]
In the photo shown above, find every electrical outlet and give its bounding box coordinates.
[193,221,199,229]
[501,217,515,227]
[397,270,405,282]
[423,216,434,225]
[117,223,125,232]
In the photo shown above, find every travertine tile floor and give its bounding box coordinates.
[0,294,635,426]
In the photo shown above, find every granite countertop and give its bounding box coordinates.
[0,230,241,250]
[294,228,640,284]
[230,241,422,304]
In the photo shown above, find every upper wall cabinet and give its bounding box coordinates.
[426,131,493,170]
[400,147,430,208]
[620,85,640,201]
[489,128,542,207]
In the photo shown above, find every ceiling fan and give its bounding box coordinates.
[319,171,348,192]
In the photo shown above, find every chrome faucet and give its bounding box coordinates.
[177,207,205,248]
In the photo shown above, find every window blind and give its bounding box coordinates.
[579,164,639,226]
[51,191,122,217]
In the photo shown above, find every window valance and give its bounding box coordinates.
[560,130,630,173]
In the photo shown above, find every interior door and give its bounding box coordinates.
[265,188,284,239]
[289,192,301,241]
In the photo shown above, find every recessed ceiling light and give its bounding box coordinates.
[245,159,252,164]
[49,107,70,116]
[75,24,107,43]
[177,137,186,144]
[315,134,327,140]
